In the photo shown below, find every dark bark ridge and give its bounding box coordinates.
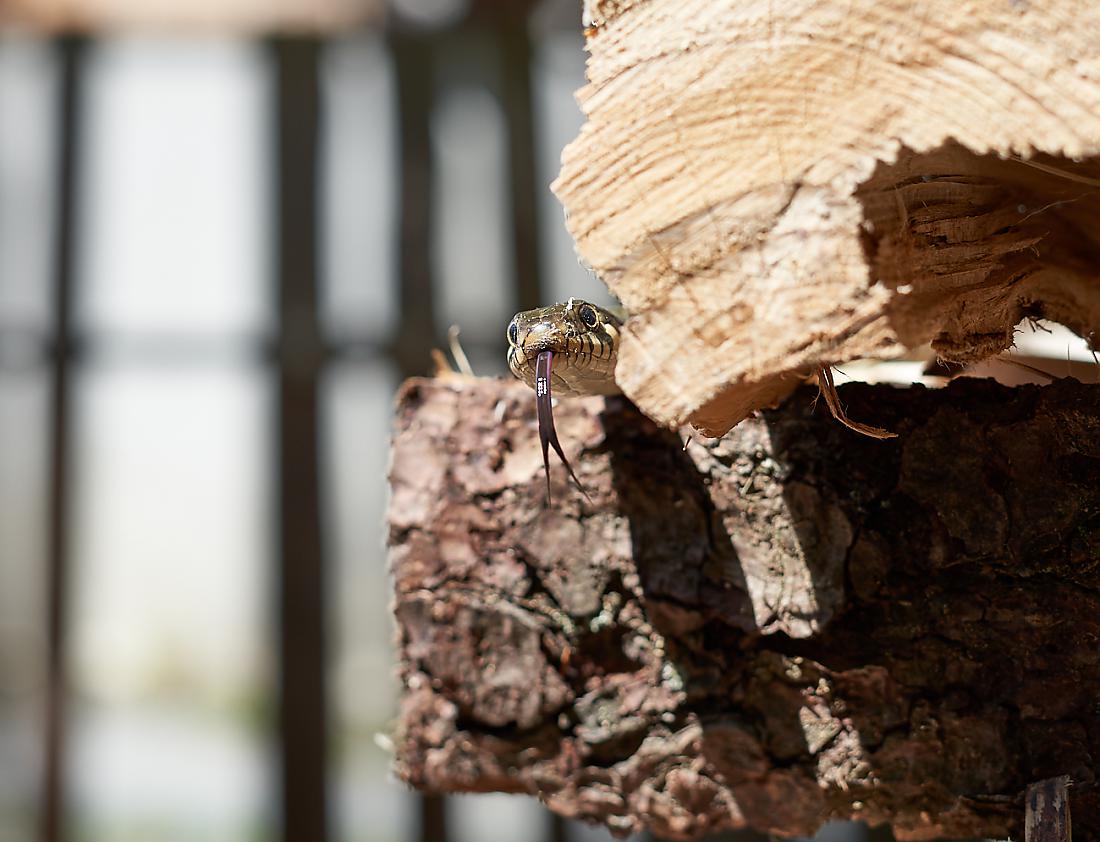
[387,375,1100,841]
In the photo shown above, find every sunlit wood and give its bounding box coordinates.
[556,0,1100,435]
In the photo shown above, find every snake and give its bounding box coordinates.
[506,297,624,501]
[505,293,911,502]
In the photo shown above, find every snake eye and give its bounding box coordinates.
[507,320,519,346]
[579,304,598,329]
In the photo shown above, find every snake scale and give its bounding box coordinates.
[506,298,624,501]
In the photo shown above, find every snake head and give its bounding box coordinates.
[506,298,622,504]
[506,297,622,398]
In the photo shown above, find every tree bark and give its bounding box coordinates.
[389,375,1100,841]
[554,0,1100,436]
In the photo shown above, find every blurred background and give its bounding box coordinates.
[1,1,1094,842]
[0,1,613,840]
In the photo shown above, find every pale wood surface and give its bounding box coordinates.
[555,0,1100,435]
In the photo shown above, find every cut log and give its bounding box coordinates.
[554,0,1100,436]
[389,375,1100,841]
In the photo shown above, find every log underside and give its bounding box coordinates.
[555,0,1100,436]
[389,375,1100,841]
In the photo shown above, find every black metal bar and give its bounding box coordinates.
[546,812,568,842]
[272,36,328,842]
[489,10,560,836]
[493,8,545,312]
[389,27,439,379]
[388,22,451,842]
[419,792,449,842]
[40,35,84,842]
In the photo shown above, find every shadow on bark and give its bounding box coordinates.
[390,375,1100,841]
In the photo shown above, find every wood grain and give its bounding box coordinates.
[555,0,1100,435]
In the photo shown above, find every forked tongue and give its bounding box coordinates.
[535,350,590,504]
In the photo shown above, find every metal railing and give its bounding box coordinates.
[12,12,557,842]
[1,16,882,842]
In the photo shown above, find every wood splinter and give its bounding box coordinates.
[815,365,897,440]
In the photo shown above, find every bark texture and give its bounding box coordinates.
[389,375,1100,841]
[555,0,1100,436]
[1026,777,1072,842]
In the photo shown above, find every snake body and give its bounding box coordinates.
[506,297,624,501]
